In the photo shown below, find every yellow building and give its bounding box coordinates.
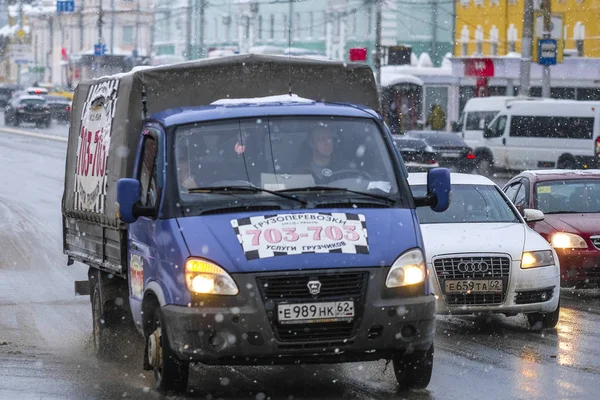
[455,0,600,57]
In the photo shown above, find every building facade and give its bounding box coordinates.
[455,0,597,58]
[22,0,153,85]
[153,0,454,66]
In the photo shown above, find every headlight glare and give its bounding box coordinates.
[185,259,239,295]
[386,249,426,288]
[521,250,554,269]
[550,232,588,249]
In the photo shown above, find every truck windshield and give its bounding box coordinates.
[174,116,399,201]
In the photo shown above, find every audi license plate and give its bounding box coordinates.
[278,301,355,324]
[444,280,502,294]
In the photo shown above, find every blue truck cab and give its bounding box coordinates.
[61,56,450,394]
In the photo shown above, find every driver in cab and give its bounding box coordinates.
[295,124,344,182]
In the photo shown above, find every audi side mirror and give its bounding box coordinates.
[523,209,544,223]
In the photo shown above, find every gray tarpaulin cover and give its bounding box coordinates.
[62,54,379,228]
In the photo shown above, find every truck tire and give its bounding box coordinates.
[392,344,434,390]
[527,300,560,330]
[90,269,134,360]
[148,307,189,394]
[92,284,112,359]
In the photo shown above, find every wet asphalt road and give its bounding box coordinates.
[0,124,599,400]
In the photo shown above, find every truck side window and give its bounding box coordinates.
[494,115,507,136]
[139,136,158,208]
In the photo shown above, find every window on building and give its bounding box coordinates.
[474,0,483,6]
[366,5,372,34]
[294,12,300,39]
[460,0,470,6]
[270,14,275,40]
[323,10,328,38]
[122,25,134,46]
[214,17,219,41]
[283,13,288,40]
[309,11,314,38]
[258,15,263,39]
[352,10,357,37]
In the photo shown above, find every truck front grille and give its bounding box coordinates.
[256,271,368,344]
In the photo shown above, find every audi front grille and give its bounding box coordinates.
[433,255,511,306]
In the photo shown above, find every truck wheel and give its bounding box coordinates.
[392,344,434,390]
[527,300,560,330]
[92,284,112,359]
[148,307,189,394]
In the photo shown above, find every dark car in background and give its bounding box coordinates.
[0,84,20,108]
[4,95,51,128]
[406,130,476,173]
[44,95,71,123]
[392,135,439,172]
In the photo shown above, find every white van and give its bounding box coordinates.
[478,100,600,173]
[454,96,552,151]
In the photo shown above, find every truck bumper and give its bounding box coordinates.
[161,268,435,365]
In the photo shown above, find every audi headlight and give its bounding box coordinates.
[386,249,426,288]
[550,232,588,249]
[521,250,555,269]
[185,259,239,295]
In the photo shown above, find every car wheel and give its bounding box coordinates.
[148,307,189,394]
[475,156,494,177]
[527,300,560,330]
[557,156,576,170]
[392,344,434,390]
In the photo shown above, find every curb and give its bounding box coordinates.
[0,126,68,142]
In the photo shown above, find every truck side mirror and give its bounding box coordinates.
[117,178,141,224]
[451,121,461,132]
[414,168,451,212]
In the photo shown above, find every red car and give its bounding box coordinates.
[503,170,600,287]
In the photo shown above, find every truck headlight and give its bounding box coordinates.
[386,249,426,288]
[521,250,555,269]
[550,232,588,249]
[185,259,239,295]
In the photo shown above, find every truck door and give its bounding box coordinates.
[127,127,164,320]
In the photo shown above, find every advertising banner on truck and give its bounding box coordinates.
[73,79,120,213]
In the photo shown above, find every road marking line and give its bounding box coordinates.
[0,126,68,142]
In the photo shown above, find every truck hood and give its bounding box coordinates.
[176,208,420,273]
[419,222,527,262]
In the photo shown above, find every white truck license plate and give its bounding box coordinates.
[277,301,355,324]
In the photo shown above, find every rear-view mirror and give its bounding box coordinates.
[523,209,545,223]
[414,168,451,212]
[117,178,142,224]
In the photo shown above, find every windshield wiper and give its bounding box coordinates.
[277,186,396,204]
[187,186,307,206]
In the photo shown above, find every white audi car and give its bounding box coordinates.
[408,173,561,330]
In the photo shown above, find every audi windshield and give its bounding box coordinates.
[410,184,520,224]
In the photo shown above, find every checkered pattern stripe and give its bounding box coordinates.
[231,212,369,261]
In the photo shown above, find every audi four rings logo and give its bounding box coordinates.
[457,261,490,273]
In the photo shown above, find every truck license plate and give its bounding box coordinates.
[278,301,355,324]
[444,279,502,293]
